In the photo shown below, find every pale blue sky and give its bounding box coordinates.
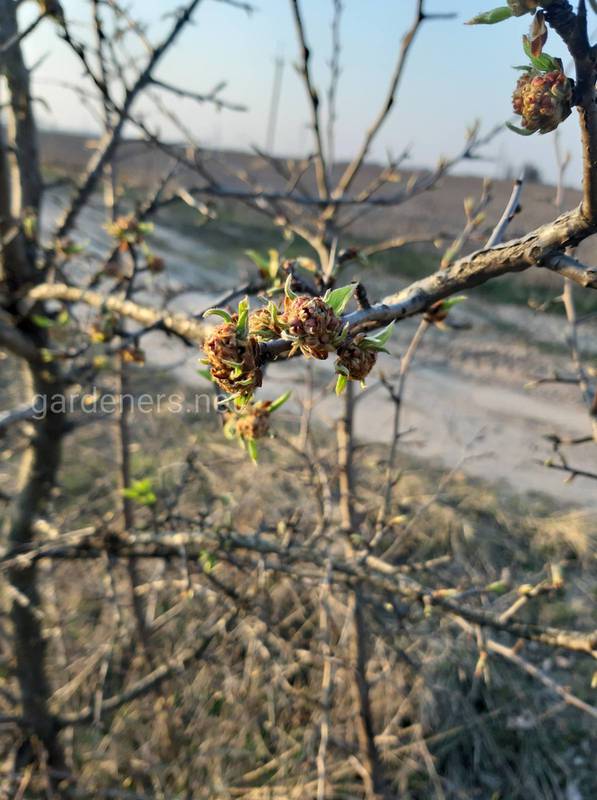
[21,0,590,185]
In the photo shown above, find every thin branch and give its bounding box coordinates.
[56,610,236,726]
[289,0,330,198]
[0,402,36,432]
[485,172,524,247]
[53,0,204,245]
[332,1,455,199]
[150,77,246,111]
[0,10,47,55]
[325,0,343,174]
[487,639,597,720]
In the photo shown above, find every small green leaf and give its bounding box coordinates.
[531,53,561,71]
[323,283,355,315]
[439,295,467,312]
[236,296,250,339]
[362,321,395,351]
[465,6,512,25]
[336,322,350,346]
[268,249,280,279]
[268,301,280,325]
[203,308,232,322]
[522,37,562,72]
[246,438,258,463]
[67,242,86,254]
[198,368,214,382]
[122,478,157,506]
[245,249,269,273]
[31,314,57,329]
[268,390,292,413]
[199,549,218,573]
[485,580,508,595]
[22,213,37,239]
[506,122,534,136]
[284,274,297,300]
[335,374,348,395]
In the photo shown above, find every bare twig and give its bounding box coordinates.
[290,0,330,198]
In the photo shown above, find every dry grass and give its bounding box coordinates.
[0,359,595,799]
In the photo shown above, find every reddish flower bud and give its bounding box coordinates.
[230,401,271,442]
[203,316,262,399]
[512,69,572,134]
[281,296,344,359]
[248,305,282,341]
[335,338,377,382]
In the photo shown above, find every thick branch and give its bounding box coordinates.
[263,206,597,360]
[27,284,205,342]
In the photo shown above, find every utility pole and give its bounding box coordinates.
[265,56,284,154]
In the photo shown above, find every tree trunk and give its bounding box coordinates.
[1,0,68,788]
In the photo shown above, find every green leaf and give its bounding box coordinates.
[465,6,512,25]
[522,37,562,72]
[268,390,291,413]
[122,478,157,506]
[532,53,561,72]
[198,368,214,382]
[361,321,395,351]
[485,580,509,595]
[268,301,280,324]
[236,296,250,339]
[199,549,218,573]
[336,322,350,346]
[31,314,57,329]
[335,374,348,395]
[268,249,280,279]
[203,308,232,322]
[245,249,269,273]
[323,284,355,315]
[506,121,535,136]
[31,309,69,329]
[284,274,297,300]
[246,438,258,463]
[223,417,237,440]
[439,295,467,312]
